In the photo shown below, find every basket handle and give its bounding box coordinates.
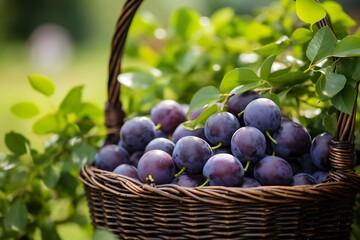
[104,0,143,145]
[104,0,360,188]
[103,0,334,144]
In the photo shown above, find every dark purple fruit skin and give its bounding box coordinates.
[297,153,319,174]
[203,153,244,187]
[188,107,206,120]
[312,170,328,184]
[145,137,175,155]
[172,136,213,175]
[113,164,140,181]
[120,116,156,152]
[129,151,143,167]
[171,174,202,187]
[150,99,186,134]
[254,155,293,186]
[137,150,176,185]
[171,124,206,143]
[231,126,266,163]
[310,133,332,171]
[271,120,312,160]
[241,177,261,188]
[95,144,130,172]
[227,90,260,117]
[292,173,316,186]
[243,98,281,133]
[204,112,240,147]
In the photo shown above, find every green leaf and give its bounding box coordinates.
[336,57,360,83]
[175,47,198,74]
[322,1,356,30]
[291,28,313,45]
[315,74,331,101]
[41,220,61,240]
[93,229,117,240]
[332,36,360,58]
[319,69,347,98]
[72,141,97,169]
[230,82,263,95]
[267,71,310,87]
[5,132,29,156]
[28,74,55,96]
[183,103,220,130]
[331,83,357,114]
[295,0,327,24]
[42,165,61,189]
[118,72,156,90]
[78,102,103,123]
[277,88,292,103]
[220,68,260,93]
[188,86,221,114]
[4,199,28,233]
[33,113,63,135]
[11,102,40,119]
[306,27,337,63]
[260,55,277,80]
[254,36,290,56]
[59,86,83,113]
[170,7,201,40]
[211,7,235,32]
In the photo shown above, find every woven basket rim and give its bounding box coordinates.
[80,165,358,205]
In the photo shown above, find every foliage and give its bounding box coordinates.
[1,0,360,239]
[1,75,105,239]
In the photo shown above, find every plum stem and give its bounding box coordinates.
[266,130,278,144]
[244,160,251,172]
[199,179,210,187]
[211,142,223,150]
[174,166,186,178]
[155,123,162,130]
[146,174,155,184]
[237,110,245,118]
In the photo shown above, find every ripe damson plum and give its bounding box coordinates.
[292,173,316,186]
[231,126,266,164]
[297,153,318,174]
[188,107,206,120]
[204,111,240,147]
[243,98,281,133]
[171,174,202,187]
[310,133,332,171]
[95,144,130,172]
[254,155,293,186]
[129,151,143,167]
[120,116,156,152]
[137,150,176,185]
[241,177,261,188]
[172,124,206,143]
[271,120,311,159]
[312,170,328,184]
[227,90,260,118]
[203,153,244,186]
[172,136,213,175]
[113,163,140,181]
[213,147,232,155]
[145,137,175,155]
[150,99,186,134]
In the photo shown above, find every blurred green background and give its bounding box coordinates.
[0,0,359,153]
[0,1,359,239]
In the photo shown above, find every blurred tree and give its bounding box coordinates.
[1,0,91,43]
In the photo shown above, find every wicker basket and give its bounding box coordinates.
[79,1,360,239]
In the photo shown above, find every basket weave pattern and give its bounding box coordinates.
[80,0,360,239]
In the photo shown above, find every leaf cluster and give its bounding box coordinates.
[1,75,104,239]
